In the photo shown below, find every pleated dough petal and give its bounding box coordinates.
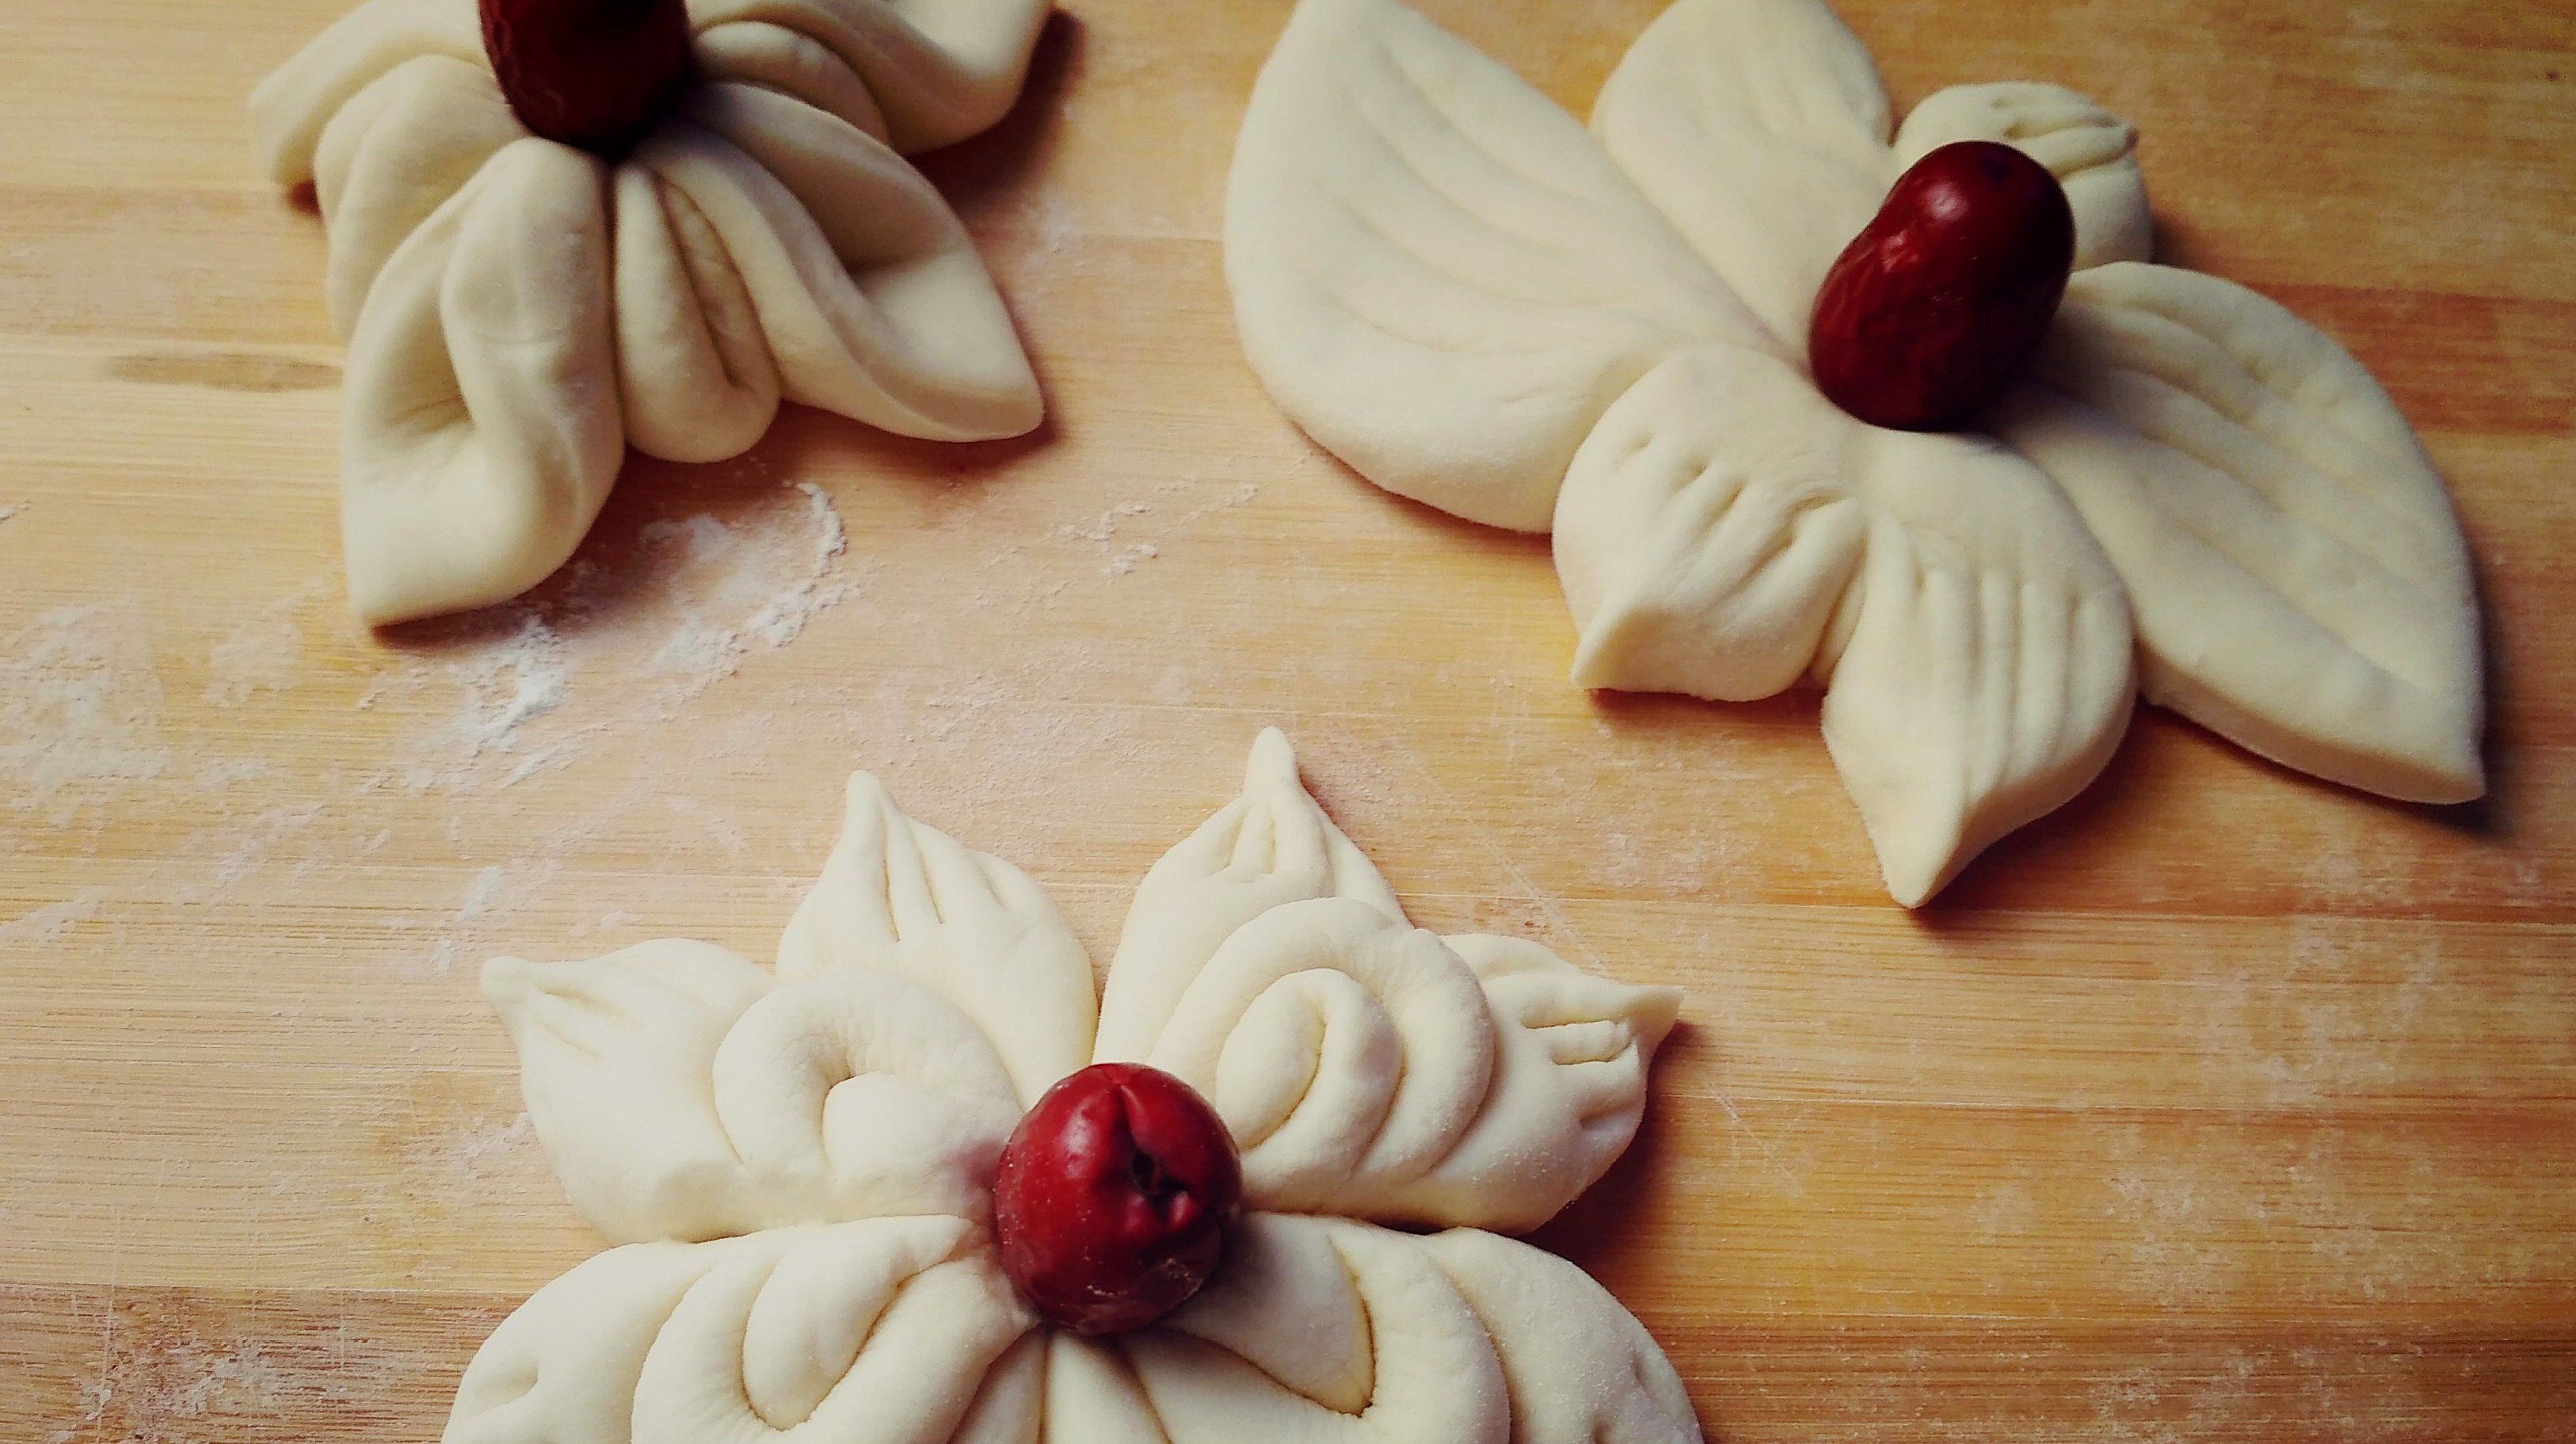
[609,159,786,463]
[1095,728,1402,1065]
[311,55,524,335]
[338,138,627,627]
[688,0,1054,154]
[483,941,1022,1242]
[444,1217,1038,1444]
[248,0,486,187]
[1893,82,2152,272]
[1557,347,2136,905]
[779,768,1096,1106]
[661,84,1042,441]
[1224,0,1765,531]
[1993,262,2485,802]
[1105,1214,1700,1444]
[1590,0,1892,351]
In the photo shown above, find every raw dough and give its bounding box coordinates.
[1225,0,2484,904]
[459,730,1698,1442]
[253,0,1050,625]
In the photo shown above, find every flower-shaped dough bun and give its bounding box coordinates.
[456,730,1697,1444]
[252,0,1050,625]
[1225,0,2484,905]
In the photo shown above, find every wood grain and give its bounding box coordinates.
[2,0,2571,1438]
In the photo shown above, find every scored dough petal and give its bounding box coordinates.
[443,1217,1037,1444]
[337,138,626,626]
[1555,348,2136,905]
[1225,0,1764,531]
[779,768,1096,1107]
[688,0,1054,154]
[1094,728,1403,1065]
[1894,82,2152,272]
[1099,1214,1700,1444]
[1590,0,1892,351]
[657,84,1042,442]
[1141,900,1681,1231]
[1993,262,2485,802]
[483,941,1021,1243]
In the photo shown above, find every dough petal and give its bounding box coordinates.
[484,943,1021,1241]
[1224,0,1763,531]
[1149,897,1497,1213]
[668,84,1042,442]
[1420,934,1682,1232]
[779,769,1096,1106]
[444,1217,1037,1444]
[1894,82,2152,272]
[610,161,786,463]
[482,940,776,1244]
[1095,728,1402,1065]
[689,0,1053,154]
[311,55,523,336]
[711,966,1023,1224]
[338,138,626,627]
[694,19,896,144]
[1416,1228,1704,1444]
[1142,901,1679,1229]
[1994,262,2485,802]
[1556,348,2135,905]
[1112,1214,1701,1443]
[248,0,485,187]
[1590,0,1892,351]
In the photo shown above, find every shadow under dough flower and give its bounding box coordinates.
[455,730,1698,1443]
[1225,0,2486,905]
[253,0,1051,626]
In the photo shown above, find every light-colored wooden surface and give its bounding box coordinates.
[3,0,2573,1438]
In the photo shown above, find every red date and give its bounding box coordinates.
[1808,141,2076,432]
[479,0,695,157]
[993,1063,1244,1335]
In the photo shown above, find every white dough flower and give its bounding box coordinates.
[455,730,1697,1444]
[253,0,1050,626]
[1225,0,2486,904]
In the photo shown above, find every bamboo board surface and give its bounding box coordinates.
[2,0,2573,1438]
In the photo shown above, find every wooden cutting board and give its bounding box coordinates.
[3,0,2571,1437]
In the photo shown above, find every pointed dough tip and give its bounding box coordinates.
[1631,985,1686,1048]
[481,954,536,1014]
[1245,727,1301,787]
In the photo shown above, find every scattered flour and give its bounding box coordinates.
[202,593,307,707]
[1052,479,1259,579]
[0,602,173,824]
[44,1325,321,1444]
[358,480,859,795]
[0,890,107,947]
[432,1110,543,1202]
